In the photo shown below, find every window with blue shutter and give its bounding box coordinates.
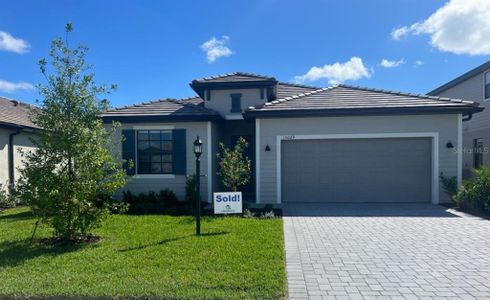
[121,129,136,175]
[136,130,173,174]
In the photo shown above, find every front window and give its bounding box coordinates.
[485,72,490,99]
[474,138,484,169]
[137,130,173,174]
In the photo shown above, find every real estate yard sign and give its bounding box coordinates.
[214,192,242,214]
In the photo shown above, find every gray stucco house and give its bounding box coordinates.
[0,97,37,191]
[102,72,482,205]
[429,60,490,178]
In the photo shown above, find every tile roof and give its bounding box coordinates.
[247,84,482,115]
[0,97,38,129]
[192,72,276,84]
[102,98,220,121]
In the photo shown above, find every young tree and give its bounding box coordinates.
[216,137,251,191]
[16,23,127,241]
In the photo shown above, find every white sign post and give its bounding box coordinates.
[214,192,243,214]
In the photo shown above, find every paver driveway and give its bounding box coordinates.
[283,203,490,299]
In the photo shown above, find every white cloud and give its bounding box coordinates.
[391,0,490,55]
[0,80,35,93]
[415,60,424,66]
[200,36,233,63]
[379,59,406,68]
[294,57,371,85]
[0,31,30,54]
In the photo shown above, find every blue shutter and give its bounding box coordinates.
[173,129,187,175]
[122,129,136,175]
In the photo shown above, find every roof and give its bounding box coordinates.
[428,60,490,95]
[102,98,221,122]
[0,97,38,129]
[192,72,276,84]
[246,84,482,117]
[103,80,319,122]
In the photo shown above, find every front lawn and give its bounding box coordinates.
[0,207,286,299]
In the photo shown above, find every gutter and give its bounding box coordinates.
[8,128,21,189]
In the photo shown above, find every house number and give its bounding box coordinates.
[283,135,296,140]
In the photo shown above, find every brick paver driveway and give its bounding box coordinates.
[283,203,490,299]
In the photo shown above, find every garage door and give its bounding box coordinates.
[281,138,432,203]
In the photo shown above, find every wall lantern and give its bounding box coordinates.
[265,145,271,152]
[446,141,454,149]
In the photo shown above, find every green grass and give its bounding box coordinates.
[0,207,286,299]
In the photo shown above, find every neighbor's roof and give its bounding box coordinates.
[102,98,221,122]
[0,97,38,129]
[428,60,490,95]
[246,84,483,117]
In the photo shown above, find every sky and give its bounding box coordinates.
[0,0,489,107]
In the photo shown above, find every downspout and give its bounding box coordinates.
[8,128,21,189]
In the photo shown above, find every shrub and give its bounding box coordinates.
[216,137,251,191]
[0,189,16,209]
[440,173,458,200]
[122,189,179,214]
[242,209,255,218]
[454,166,490,214]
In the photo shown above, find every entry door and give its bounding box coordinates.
[281,138,432,203]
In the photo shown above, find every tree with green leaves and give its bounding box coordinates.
[216,137,251,192]
[16,23,127,241]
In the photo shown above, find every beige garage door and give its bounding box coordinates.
[281,138,432,203]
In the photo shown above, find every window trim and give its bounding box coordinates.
[484,70,490,100]
[135,129,174,175]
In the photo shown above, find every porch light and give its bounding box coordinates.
[446,141,454,149]
[194,136,203,158]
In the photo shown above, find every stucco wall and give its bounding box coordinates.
[112,122,213,202]
[0,128,36,190]
[256,114,461,204]
[205,88,264,118]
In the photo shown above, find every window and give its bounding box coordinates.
[137,130,173,174]
[474,138,484,169]
[486,72,490,99]
[230,93,242,113]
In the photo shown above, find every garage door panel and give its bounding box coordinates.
[282,138,432,203]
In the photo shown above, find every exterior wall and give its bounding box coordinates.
[205,88,264,118]
[434,71,489,176]
[113,122,212,202]
[257,114,461,204]
[0,128,36,190]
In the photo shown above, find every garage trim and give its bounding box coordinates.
[276,132,440,204]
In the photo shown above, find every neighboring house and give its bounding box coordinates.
[102,72,482,205]
[429,61,490,178]
[0,97,38,191]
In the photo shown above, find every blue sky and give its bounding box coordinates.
[0,0,489,107]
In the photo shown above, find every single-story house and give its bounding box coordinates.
[0,97,38,191]
[102,72,483,205]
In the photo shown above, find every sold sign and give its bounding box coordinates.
[213,192,243,214]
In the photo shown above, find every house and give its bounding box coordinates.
[0,97,38,191]
[102,72,482,205]
[428,61,490,178]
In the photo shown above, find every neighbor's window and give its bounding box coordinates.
[474,138,484,169]
[485,72,490,99]
[137,130,173,174]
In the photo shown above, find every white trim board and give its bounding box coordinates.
[275,132,440,204]
[255,119,261,203]
[207,122,212,202]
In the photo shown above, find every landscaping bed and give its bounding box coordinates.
[0,207,286,299]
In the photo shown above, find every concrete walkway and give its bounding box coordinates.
[283,203,490,299]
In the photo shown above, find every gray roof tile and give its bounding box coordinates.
[0,97,38,128]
